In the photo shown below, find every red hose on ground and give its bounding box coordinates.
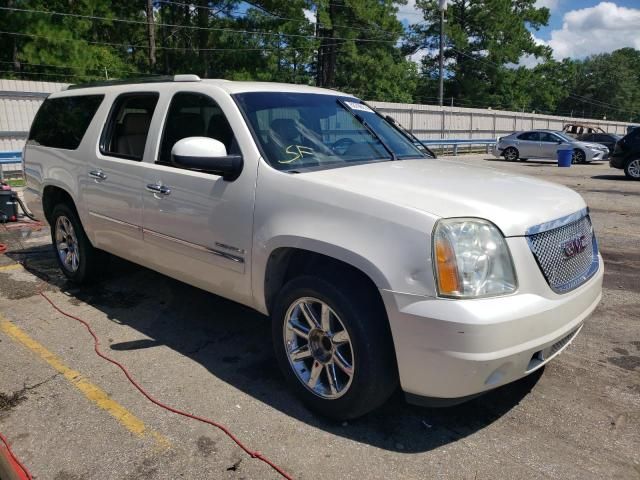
[38,291,293,480]
[0,432,33,480]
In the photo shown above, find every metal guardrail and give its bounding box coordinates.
[0,131,28,139]
[0,90,50,99]
[419,138,497,155]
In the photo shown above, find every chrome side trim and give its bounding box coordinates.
[525,207,589,236]
[88,211,142,232]
[143,229,244,264]
[214,242,246,254]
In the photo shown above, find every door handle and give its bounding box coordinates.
[89,169,107,181]
[146,183,171,196]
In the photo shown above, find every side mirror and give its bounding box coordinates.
[171,137,243,181]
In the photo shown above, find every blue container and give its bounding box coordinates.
[557,149,573,167]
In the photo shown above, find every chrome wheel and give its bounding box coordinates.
[627,159,640,178]
[283,297,354,399]
[504,147,518,161]
[572,149,585,164]
[55,215,80,272]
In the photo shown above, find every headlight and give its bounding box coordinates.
[433,218,517,298]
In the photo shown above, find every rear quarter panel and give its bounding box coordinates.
[23,90,113,242]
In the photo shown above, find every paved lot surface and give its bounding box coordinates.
[0,155,639,480]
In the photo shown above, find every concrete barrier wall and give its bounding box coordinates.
[368,101,632,139]
[0,79,68,151]
[0,79,633,153]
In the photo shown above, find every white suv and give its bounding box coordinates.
[24,76,603,419]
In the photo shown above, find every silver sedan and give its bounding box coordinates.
[493,130,609,163]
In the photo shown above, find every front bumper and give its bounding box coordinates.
[381,255,603,401]
[587,149,608,161]
[609,154,626,169]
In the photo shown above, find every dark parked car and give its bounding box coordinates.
[577,133,621,153]
[610,127,640,179]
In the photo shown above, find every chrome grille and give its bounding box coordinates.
[527,211,599,293]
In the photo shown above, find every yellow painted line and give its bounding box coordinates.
[0,264,22,272]
[0,317,170,450]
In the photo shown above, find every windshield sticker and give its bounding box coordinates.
[279,145,314,164]
[345,101,374,113]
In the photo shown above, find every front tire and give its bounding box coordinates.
[625,158,640,180]
[503,147,519,161]
[50,203,108,283]
[272,274,397,419]
[572,149,586,164]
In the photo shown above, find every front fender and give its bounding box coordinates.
[251,163,440,314]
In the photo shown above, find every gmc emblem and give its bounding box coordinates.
[562,235,588,258]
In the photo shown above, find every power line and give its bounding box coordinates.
[0,69,85,79]
[0,6,399,44]
[568,93,634,113]
[446,47,633,116]
[0,30,347,53]
[156,0,400,38]
[0,59,142,75]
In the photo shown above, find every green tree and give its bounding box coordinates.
[555,49,640,122]
[406,0,551,105]
[314,0,418,101]
[0,0,134,81]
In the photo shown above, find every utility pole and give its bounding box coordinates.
[145,0,156,72]
[438,0,447,106]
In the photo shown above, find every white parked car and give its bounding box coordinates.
[24,76,603,419]
[494,130,609,163]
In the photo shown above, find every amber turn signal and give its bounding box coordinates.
[435,235,460,295]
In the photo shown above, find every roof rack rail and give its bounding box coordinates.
[67,74,201,90]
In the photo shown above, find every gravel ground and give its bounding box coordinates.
[0,155,638,480]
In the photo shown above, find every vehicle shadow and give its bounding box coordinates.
[484,157,552,165]
[591,174,629,181]
[10,245,543,454]
[484,158,605,166]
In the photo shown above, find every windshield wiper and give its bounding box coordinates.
[336,99,397,161]
[384,115,437,159]
[359,101,436,159]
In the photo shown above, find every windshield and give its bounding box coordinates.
[234,92,426,171]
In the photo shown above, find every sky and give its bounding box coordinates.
[396,0,640,64]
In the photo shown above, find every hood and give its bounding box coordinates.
[302,159,586,237]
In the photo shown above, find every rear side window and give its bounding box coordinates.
[539,132,558,142]
[28,95,104,150]
[627,129,640,144]
[100,93,159,161]
[517,132,539,141]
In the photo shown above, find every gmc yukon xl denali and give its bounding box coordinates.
[24,76,603,419]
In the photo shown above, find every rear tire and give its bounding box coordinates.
[503,147,519,161]
[50,203,109,283]
[272,274,397,419]
[624,158,640,180]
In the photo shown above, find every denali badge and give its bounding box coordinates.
[562,235,588,258]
